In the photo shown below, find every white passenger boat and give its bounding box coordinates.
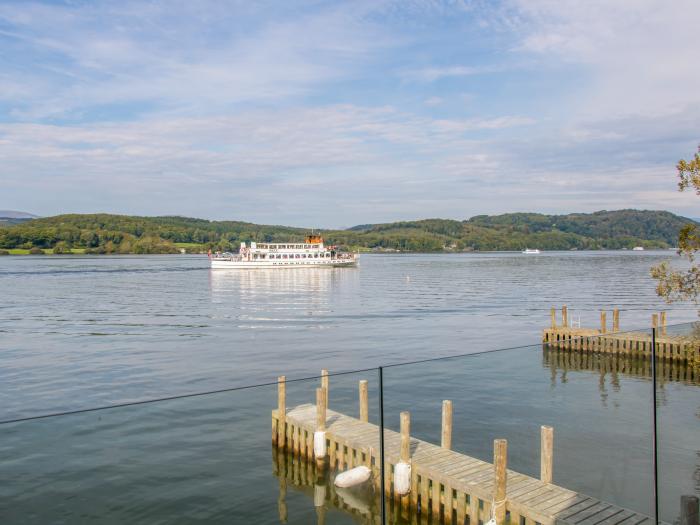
[210,235,359,269]
[522,248,541,254]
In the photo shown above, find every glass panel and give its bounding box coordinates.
[655,321,700,525]
[382,332,656,525]
[0,368,383,524]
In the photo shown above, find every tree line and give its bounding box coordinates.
[0,210,695,254]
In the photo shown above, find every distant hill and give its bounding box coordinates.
[0,210,37,225]
[0,210,695,254]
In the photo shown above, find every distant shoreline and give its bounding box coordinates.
[0,248,677,256]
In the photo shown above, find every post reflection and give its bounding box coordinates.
[542,345,699,391]
[272,447,382,524]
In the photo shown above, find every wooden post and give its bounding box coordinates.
[652,313,659,330]
[316,387,327,469]
[277,375,286,449]
[562,305,568,328]
[316,387,327,431]
[540,426,553,483]
[321,369,329,410]
[550,307,556,329]
[661,311,667,335]
[493,439,508,525]
[600,310,607,334]
[359,380,368,422]
[441,400,453,450]
[400,411,410,462]
[681,495,699,525]
[399,411,411,509]
[613,308,620,332]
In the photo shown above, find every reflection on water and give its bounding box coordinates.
[210,267,346,297]
[2,252,698,421]
[273,448,380,525]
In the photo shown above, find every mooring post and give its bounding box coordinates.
[493,439,508,525]
[661,311,667,335]
[652,313,659,331]
[613,308,620,332]
[551,307,556,329]
[400,412,410,462]
[681,495,699,525]
[315,387,327,469]
[321,369,329,409]
[441,400,453,450]
[277,375,286,449]
[562,305,568,328]
[395,411,412,504]
[540,426,553,483]
[600,310,607,334]
[359,380,368,422]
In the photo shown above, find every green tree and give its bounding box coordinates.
[651,146,700,307]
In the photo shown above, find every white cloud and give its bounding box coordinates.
[401,65,500,82]
[510,0,700,119]
[0,1,394,119]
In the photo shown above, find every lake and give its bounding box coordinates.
[0,252,698,523]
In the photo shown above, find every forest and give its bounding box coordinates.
[0,210,695,254]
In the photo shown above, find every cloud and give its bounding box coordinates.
[0,0,394,120]
[0,1,697,225]
[400,65,500,82]
[509,0,700,119]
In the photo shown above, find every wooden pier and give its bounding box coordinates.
[271,375,657,525]
[543,306,699,366]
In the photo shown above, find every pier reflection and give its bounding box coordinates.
[542,345,699,390]
[272,448,382,525]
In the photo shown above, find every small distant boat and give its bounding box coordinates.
[632,246,645,251]
[522,248,541,254]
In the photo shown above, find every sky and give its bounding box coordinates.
[0,0,698,228]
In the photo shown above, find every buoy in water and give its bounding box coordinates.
[334,466,372,488]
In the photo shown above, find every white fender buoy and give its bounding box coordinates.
[314,431,327,458]
[334,466,372,488]
[394,461,411,495]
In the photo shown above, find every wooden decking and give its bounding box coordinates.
[272,404,654,525]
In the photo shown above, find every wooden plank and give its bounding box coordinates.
[562,502,613,523]
[576,506,627,525]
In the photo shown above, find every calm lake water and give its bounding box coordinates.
[0,252,698,524]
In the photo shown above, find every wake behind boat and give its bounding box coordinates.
[210,235,358,269]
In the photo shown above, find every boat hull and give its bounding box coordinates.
[210,257,358,269]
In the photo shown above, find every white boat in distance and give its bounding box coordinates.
[210,235,359,269]
[632,246,645,251]
[522,248,541,254]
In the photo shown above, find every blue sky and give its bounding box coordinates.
[1,0,698,227]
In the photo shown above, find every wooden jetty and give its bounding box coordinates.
[272,374,659,525]
[543,306,699,366]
